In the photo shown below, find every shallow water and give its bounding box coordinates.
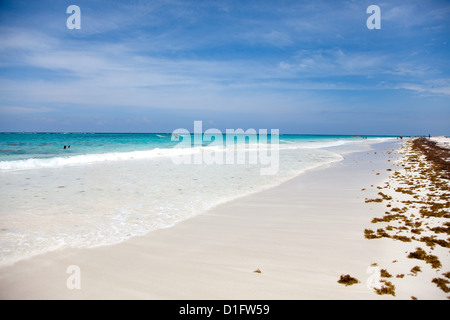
[0,133,395,265]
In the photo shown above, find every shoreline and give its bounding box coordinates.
[0,137,372,267]
[0,138,447,299]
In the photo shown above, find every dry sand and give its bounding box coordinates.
[430,136,450,150]
[0,139,448,300]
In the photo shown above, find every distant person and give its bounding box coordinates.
[63,145,66,149]
[68,145,70,149]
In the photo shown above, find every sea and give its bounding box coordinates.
[0,132,395,265]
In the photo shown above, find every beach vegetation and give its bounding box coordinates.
[410,266,421,276]
[419,236,449,249]
[337,274,359,286]
[376,228,390,238]
[378,192,392,200]
[365,198,383,203]
[394,187,414,195]
[392,235,411,242]
[364,229,377,239]
[380,269,392,278]
[374,280,396,296]
[432,278,450,293]
[372,213,403,223]
[407,247,441,269]
[364,138,449,296]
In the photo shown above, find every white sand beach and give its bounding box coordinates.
[0,139,448,300]
[430,136,450,150]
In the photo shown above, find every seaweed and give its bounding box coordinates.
[337,274,359,286]
[432,278,450,293]
[407,247,441,269]
[410,266,421,276]
[380,269,392,278]
[374,280,396,296]
[363,138,450,297]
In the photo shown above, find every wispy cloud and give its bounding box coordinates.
[396,79,450,96]
[0,106,53,114]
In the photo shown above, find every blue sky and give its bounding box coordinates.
[0,0,449,135]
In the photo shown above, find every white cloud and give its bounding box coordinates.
[396,80,450,96]
[279,49,387,77]
[262,31,293,47]
[0,106,53,114]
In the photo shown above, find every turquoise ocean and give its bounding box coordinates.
[0,132,392,168]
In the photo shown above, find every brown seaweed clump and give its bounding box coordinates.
[410,266,421,276]
[432,278,450,293]
[407,247,442,269]
[412,138,450,180]
[338,274,359,286]
[374,280,396,296]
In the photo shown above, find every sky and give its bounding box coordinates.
[0,0,449,135]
